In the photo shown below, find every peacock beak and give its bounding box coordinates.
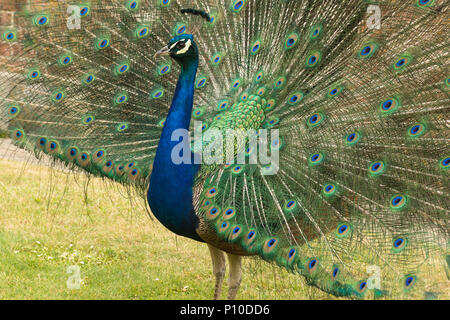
[154,45,171,58]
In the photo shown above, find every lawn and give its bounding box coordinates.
[0,158,447,300]
[0,159,332,300]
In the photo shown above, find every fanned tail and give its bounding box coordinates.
[191,0,449,298]
[1,0,448,299]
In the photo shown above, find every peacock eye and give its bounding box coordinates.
[176,41,185,49]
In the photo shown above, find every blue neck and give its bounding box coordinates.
[147,60,203,242]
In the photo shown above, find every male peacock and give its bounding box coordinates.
[0,0,448,300]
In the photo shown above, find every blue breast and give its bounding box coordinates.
[148,60,204,242]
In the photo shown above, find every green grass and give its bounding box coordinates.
[0,159,332,300]
[0,130,8,138]
[0,159,447,300]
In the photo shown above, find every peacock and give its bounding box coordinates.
[0,0,448,300]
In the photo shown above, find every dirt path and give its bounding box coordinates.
[0,138,52,167]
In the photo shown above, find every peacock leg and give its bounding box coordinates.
[226,253,242,300]
[207,244,226,300]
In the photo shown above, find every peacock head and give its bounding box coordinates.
[154,34,198,66]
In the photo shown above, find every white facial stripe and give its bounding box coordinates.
[177,39,192,54]
[169,42,178,50]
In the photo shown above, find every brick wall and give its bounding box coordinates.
[0,0,28,56]
[0,0,29,25]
